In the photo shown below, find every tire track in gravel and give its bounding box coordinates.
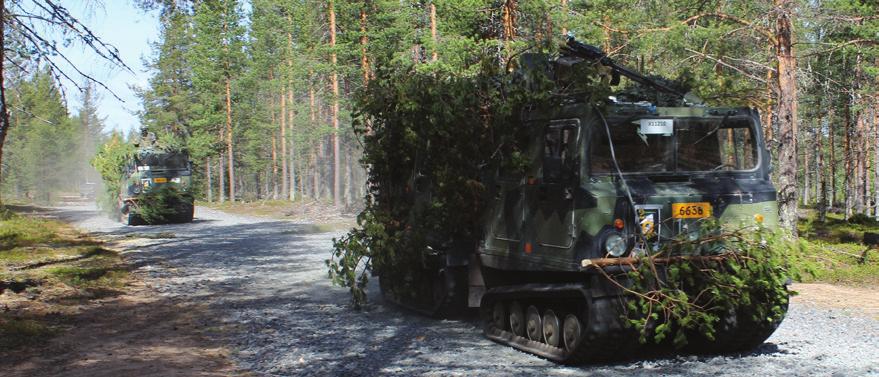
[57,204,879,376]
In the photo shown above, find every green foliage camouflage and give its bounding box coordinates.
[327,46,802,348]
[132,185,194,224]
[617,220,801,348]
[326,48,611,308]
[90,134,135,212]
[91,133,189,216]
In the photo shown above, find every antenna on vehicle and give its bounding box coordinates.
[594,105,648,250]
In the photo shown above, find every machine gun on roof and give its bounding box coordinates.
[561,35,690,101]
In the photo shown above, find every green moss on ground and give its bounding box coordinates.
[797,210,879,285]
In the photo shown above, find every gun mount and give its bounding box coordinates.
[562,36,690,101]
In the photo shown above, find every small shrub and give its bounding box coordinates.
[848,213,878,226]
[133,185,193,224]
[620,220,797,348]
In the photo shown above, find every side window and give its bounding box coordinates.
[716,126,758,170]
[543,119,580,183]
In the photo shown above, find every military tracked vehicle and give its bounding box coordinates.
[378,37,787,363]
[118,144,194,226]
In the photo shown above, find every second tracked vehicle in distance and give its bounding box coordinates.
[380,37,788,363]
[118,147,194,226]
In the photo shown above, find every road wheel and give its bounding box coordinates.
[562,314,582,352]
[525,305,542,342]
[491,301,507,330]
[542,309,560,347]
[509,301,525,337]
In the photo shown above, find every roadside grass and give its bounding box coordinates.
[0,206,130,350]
[0,318,56,349]
[0,208,67,250]
[796,210,879,285]
[199,199,302,218]
[124,231,177,239]
[199,198,356,230]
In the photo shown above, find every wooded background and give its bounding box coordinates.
[1,0,877,236]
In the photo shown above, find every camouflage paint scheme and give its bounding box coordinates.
[479,104,776,273]
[119,149,194,219]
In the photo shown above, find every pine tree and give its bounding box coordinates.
[189,0,246,202]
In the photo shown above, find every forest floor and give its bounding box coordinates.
[797,209,879,285]
[198,199,357,230]
[0,205,240,377]
[0,203,877,376]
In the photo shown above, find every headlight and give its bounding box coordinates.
[604,233,627,257]
[137,166,151,171]
[171,177,181,183]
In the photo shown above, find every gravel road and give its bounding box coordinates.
[53,204,879,376]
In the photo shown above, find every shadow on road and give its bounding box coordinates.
[17,204,876,376]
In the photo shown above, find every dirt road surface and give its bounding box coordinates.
[8,204,879,376]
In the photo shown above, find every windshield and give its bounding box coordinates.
[135,152,190,171]
[591,116,759,174]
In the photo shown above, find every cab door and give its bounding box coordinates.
[533,119,580,251]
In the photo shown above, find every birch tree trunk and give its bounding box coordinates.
[0,0,10,203]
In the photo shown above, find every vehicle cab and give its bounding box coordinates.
[121,150,192,199]
[480,102,778,272]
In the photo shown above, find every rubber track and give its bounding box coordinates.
[480,285,641,364]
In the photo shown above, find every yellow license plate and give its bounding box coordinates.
[153,177,168,183]
[672,202,712,219]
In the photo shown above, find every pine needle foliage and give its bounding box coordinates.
[90,134,135,212]
[615,220,802,348]
[327,48,612,308]
[133,185,193,224]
